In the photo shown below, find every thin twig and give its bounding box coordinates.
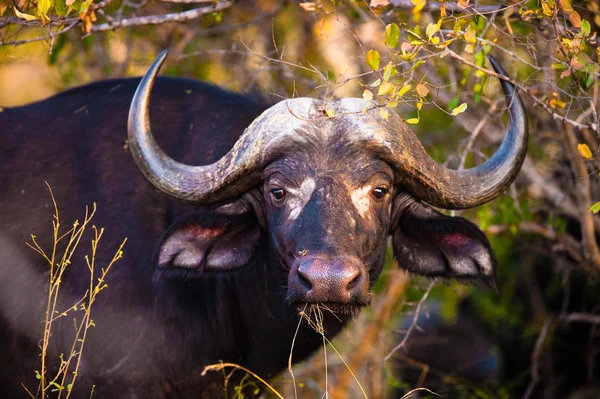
[89,0,234,33]
[523,318,553,399]
[383,280,435,362]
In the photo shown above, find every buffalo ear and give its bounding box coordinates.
[156,210,261,278]
[391,198,497,287]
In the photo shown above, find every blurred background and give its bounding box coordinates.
[2,0,600,398]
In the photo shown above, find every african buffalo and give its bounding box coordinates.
[0,51,527,398]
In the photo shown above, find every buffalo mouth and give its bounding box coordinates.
[290,298,371,319]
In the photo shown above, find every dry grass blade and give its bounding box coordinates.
[201,362,285,399]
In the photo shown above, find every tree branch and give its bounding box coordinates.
[90,0,234,33]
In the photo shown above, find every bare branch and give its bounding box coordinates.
[389,0,504,14]
[444,49,600,135]
[523,318,553,399]
[90,0,234,33]
[383,280,435,362]
[559,313,600,324]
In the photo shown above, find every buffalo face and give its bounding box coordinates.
[263,150,394,310]
[130,51,527,316]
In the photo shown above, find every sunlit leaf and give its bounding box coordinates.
[370,78,382,87]
[366,49,380,71]
[363,90,374,101]
[426,22,440,40]
[299,2,317,11]
[581,19,591,36]
[416,101,422,110]
[383,63,398,81]
[568,11,581,27]
[386,101,398,108]
[577,143,592,159]
[411,0,425,14]
[13,6,37,21]
[464,24,477,44]
[378,81,395,96]
[37,0,51,17]
[451,102,468,115]
[406,117,419,124]
[325,109,335,118]
[380,108,390,120]
[385,23,400,48]
[416,83,429,97]
[397,84,412,97]
[589,201,600,214]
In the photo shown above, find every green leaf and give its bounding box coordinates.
[551,63,567,70]
[54,0,68,16]
[586,71,595,88]
[590,201,600,214]
[581,19,591,36]
[451,102,468,115]
[385,23,400,48]
[383,63,398,81]
[366,49,380,71]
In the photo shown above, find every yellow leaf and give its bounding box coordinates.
[378,81,395,96]
[397,84,412,97]
[386,101,398,108]
[464,24,477,44]
[416,83,429,97]
[577,143,593,159]
[451,102,468,115]
[325,109,335,118]
[406,118,420,124]
[426,22,439,39]
[416,101,422,110]
[363,90,374,101]
[380,109,390,120]
[366,49,380,71]
[13,6,37,21]
[465,44,474,54]
[411,0,425,14]
[440,3,446,18]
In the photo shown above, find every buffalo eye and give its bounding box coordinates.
[372,187,388,200]
[271,188,286,201]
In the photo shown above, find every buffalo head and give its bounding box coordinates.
[128,51,527,315]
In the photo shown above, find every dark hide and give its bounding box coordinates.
[0,77,497,398]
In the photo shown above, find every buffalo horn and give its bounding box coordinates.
[128,51,314,204]
[386,55,528,209]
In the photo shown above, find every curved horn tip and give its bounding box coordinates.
[145,50,169,79]
[487,55,508,78]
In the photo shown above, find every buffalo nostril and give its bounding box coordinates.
[346,273,361,291]
[297,269,313,290]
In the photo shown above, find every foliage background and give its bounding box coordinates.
[1,0,600,398]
